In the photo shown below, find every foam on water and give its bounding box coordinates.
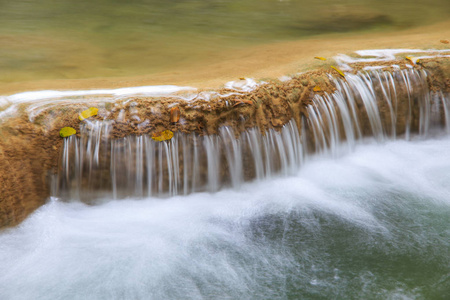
[0,80,266,122]
[1,137,449,299]
[2,85,197,104]
[224,78,263,92]
[0,85,198,122]
[334,49,450,65]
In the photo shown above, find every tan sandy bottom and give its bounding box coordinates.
[1,21,449,96]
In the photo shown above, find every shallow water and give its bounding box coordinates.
[1,137,449,299]
[1,0,449,83]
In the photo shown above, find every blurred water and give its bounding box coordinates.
[0,0,449,83]
[1,137,449,299]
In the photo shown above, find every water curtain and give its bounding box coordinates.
[56,69,450,201]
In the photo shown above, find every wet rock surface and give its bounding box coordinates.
[0,58,449,228]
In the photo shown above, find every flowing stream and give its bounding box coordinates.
[56,69,450,200]
[0,68,449,299]
[1,136,449,299]
[1,0,449,84]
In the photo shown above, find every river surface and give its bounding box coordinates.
[1,0,449,84]
[1,136,449,299]
[1,2,450,299]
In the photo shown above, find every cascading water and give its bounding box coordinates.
[1,67,449,300]
[57,120,304,200]
[56,69,449,201]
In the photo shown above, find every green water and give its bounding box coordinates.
[0,0,449,83]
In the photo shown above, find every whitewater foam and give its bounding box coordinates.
[334,49,450,65]
[1,137,449,299]
[2,85,197,104]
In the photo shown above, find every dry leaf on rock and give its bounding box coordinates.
[151,130,174,142]
[170,107,180,123]
[59,127,76,138]
[330,66,345,78]
[79,107,99,121]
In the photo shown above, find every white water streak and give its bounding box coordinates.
[57,69,450,200]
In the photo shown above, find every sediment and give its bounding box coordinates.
[0,57,449,228]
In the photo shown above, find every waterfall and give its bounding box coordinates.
[56,69,449,201]
[57,120,304,200]
[304,68,441,155]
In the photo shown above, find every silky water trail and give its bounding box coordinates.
[1,68,450,299]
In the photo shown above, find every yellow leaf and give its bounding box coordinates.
[151,130,174,142]
[79,107,99,121]
[239,77,245,80]
[313,86,321,92]
[330,66,345,78]
[314,56,327,61]
[406,56,423,65]
[59,127,76,138]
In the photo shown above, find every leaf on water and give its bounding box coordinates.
[314,56,327,61]
[405,56,418,65]
[313,86,321,92]
[170,107,180,123]
[79,107,99,121]
[151,130,174,142]
[330,66,345,78]
[239,77,246,80]
[59,127,76,138]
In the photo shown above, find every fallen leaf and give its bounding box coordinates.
[170,107,180,123]
[405,56,418,65]
[59,127,76,138]
[440,39,449,44]
[151,130,174,142]
[314,56,327,61]
[313,86,321,92]
[239,77,246,80]
[79,107,99,121]
[330,66,345,78]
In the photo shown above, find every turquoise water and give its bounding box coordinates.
[0,0,449,83]
[0,137,449,299]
